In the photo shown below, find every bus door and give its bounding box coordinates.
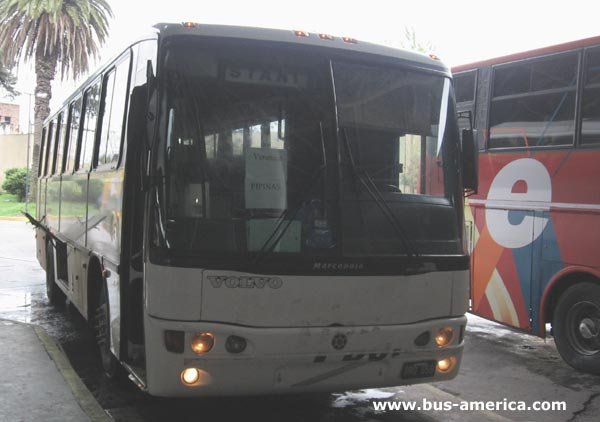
[470,155,540,332]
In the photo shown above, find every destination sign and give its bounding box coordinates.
[225,66,308,89]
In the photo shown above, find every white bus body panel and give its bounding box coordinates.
[146,263,469,327]
[143,264,468,396]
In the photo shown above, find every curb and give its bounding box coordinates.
[0,216,27,221]
[0,318,111,422]
[33,326,112,422]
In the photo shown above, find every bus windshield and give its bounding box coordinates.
[154,40,461,260]
[333,61,459,256]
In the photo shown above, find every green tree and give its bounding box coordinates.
[2,167,29,201]
[0,0,112,191]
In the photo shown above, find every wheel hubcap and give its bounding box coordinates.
[567,301,600,355]
[579,317,600,339]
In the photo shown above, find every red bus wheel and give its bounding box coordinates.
[553,282,600,374]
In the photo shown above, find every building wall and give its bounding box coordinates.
[0,103,20,135]
[0,134,31,189]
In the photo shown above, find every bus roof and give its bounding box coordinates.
[453,35,600,73]
[45,23,449,123]
[153,22,448,72]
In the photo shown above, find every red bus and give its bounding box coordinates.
[453,36,600,373]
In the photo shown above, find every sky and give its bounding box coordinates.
[4,0,600,132]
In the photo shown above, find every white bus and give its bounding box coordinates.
[31,23,477,396]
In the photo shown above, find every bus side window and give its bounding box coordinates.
[38,127,47,177]
[454,71,477,104]
[55,110,68,174]
[97,54,131,168]
[489,53,577,149]
[64,97,83,173]
[78,80,101,171]
[581,47,600,145]
[45,121,56,176]
[454,70,481,149]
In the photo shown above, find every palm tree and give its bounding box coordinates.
[0,0,112,187]
[0,54,18,97]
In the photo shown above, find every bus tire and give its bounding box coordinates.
[94,278,121,379]
[46,245,65,306]
[553,282,600,374]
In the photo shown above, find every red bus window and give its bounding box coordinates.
[581,48,600,145]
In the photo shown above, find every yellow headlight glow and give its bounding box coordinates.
[181,368,200,385]
[437,356,457,373]
[435,327,454,347]
[180,367,213,387]
[191,332,215,354]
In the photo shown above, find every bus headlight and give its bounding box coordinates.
[435,327,454,347]
[181,368,201,385]
[437,356,457,373]
[180,368,212,387]
[191,332,214,354]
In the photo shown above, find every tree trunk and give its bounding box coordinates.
[28,49,57,201]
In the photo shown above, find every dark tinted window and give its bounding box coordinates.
[489,52,578,148]
[490,92,576,148]
[454,71,476,103]
[493,64,530,97]
[38,128,47,177]
[97,55,130,167]
[78,81,101,170]
[581,47,600,145]
[54,111,67,174]
[493,53,578,97]
[65,97,83,172]
[44,121,56,175]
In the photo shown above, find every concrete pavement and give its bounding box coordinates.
[0,219,109,421]
[0,319,110,422]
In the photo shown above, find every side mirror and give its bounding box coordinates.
[140,60,157,192]
[461,128,478,194]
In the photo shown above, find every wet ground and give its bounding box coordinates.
[1,219,599,421]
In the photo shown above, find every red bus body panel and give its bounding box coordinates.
[467,149,600,334]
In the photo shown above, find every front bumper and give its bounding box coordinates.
[144,314,466,397]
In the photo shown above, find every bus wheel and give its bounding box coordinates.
[94,279,120,378]
[553,282,600,374]
[46,245,65,306]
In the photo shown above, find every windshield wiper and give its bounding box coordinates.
[341,128,419,258]
[253,122,329,266]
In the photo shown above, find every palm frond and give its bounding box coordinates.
[0,0,113,80]
[0,54,18,97]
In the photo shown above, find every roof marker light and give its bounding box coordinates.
[319,33,334,41]
[293,30,310,37]
[429,53,441,61]
[182,22,198,28]
[342,37,357,44]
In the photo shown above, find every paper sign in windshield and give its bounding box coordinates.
[245,148,287,209]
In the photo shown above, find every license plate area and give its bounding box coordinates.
[401,360,436,379]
